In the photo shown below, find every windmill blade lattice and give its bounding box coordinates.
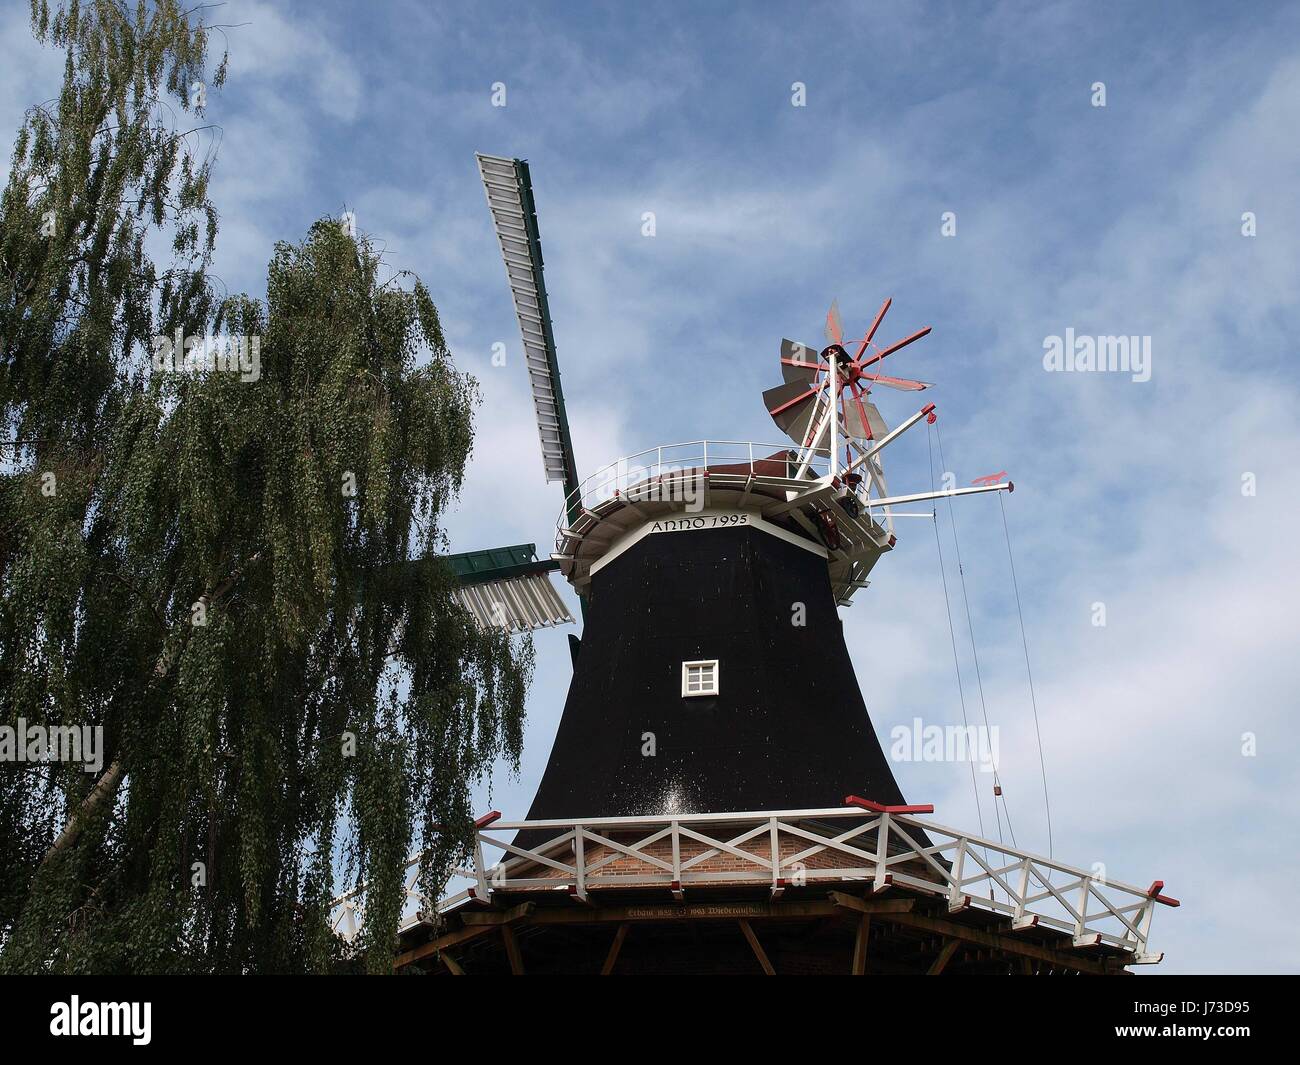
[766,298,932,441]
[764,297,934,501]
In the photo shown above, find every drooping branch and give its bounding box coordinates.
[36,551,265,868]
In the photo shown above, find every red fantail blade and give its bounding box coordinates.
[825,299,844,347]
[857,325,932,369]
[854,296,892,359]
[864,297,891,345]
[859,372,932,392]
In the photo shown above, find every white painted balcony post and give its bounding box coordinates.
[574,824,586,898]
[1074,877,1091,938]
[473,832,491,901]
[948,836,968,911]
[769,817,780,890]
[873,812,891,891]
[1012,857,1031,922]
[671,819,682,886]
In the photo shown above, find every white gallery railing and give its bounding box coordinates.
[329,803,1174,964]
[559,440,829,514]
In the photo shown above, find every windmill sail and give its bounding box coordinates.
[476,154,579,499]
[445,543,573,633]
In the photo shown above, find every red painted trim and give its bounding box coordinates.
[475,810,502,828]
[921,402,936,415]
[844,795,934,815]
[1147,880,1181,907]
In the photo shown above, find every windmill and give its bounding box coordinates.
[332,155,1178,975]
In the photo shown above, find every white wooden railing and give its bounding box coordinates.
[330,802,1174,964]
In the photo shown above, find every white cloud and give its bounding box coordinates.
[222,1,363,122]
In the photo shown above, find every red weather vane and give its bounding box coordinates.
[970,471,1008,486]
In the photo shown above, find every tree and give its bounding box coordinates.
[0,0,531,973]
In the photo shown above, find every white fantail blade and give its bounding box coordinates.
[841,383,889,441]
[862,398,889,440]
[843,396,869,439]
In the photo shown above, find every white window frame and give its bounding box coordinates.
[681,659,719,698]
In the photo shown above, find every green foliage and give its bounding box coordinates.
[0,1,531,973]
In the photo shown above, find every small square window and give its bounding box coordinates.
[682,660,719,697]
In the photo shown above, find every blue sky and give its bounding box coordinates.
[6,0,1298,973]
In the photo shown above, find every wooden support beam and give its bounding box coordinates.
[601,923,630,976]
[927,938,960,975]
[441,952,465,975]
[510,898,841,926]
[738,920,775,975]
[399,892,1135,975]
[501,925,525,975]
[851,916,871,975]
[396,923,494,968]
[398,898,841,968]
[828,892,916,916]
[887,911,1125,976]
[460,901,536,926]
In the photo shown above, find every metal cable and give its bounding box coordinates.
[928,425,987,842]
[999,490,1054,857]
[934,421,1015,850]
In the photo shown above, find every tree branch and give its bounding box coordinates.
[38,550,265,868]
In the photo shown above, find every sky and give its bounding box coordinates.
[5,0,1298,974]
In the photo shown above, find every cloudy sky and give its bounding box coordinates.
[6,0,1298,973]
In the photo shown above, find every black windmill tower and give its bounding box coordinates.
[360,157,1179,976]
[474,158,987,823]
